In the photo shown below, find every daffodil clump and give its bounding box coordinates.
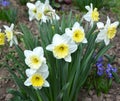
[3,1,119,101]
[27,0,60,22]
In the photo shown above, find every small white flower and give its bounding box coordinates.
[65,22,87,44]
[42,0,60,22]
[26,0,60,22]
[83,3,99,26]
[96,17,119,45]
[4,23,18,47]
[46,34,77,62]
[24,63,49,89]
[27,1,46,21]
[24,47,46,70]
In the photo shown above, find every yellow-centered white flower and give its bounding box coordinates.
[27,1,47,22]
[4,23,18,47]
[65,22,87,44]
[96,17,119,45]
[83,3,99,26]
[24,47,46,70]
[46,34,77,62]
[42,0,60,22]
[24,63,49,89]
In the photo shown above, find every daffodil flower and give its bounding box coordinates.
[24,47,46,70]
[43,0,60,22]
[24,63,49,89]
[4,23,18,47]
[83,3,99,26]
[0,29,5,45]
[27,1,46,21]
[65,22,87,44]
[96,17,119,45]
[46,34,77,62]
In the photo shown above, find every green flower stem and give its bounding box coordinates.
[36,90,42,101]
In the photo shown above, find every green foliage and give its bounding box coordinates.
[0,7,18,23]
[37,13,112,101]
[18,0,29,5]
[73,0,104,11]
[4,12,118,101]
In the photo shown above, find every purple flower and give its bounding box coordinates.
[97,57,103,63]
[96,57,104,76]
[97,66,104,76]
[106,64,117,78]
[1,0,10,7]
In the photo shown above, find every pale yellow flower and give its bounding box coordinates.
[24,63,49,89]
[96,17,119,45]
[83,3,99,26]
[46,34,77,62]
[65,22,87,44]
[4,23,18,47]
[24,47,46,70]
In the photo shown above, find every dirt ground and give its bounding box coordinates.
[0,0,120,101]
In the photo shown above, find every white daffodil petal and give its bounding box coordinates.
[52,34,61,44]
[43,80,49,87]
[106,16,111,27]
[97,22,104,29]
[83,13,91,22]
[38,64,48,72]
[46,44,54,51]
[73,22,80,28]
[26,69,36,77]
[33,47,44,56]
[111,21,119,27]
[41,70,49,79]
[69,44,77,53]
[10,40,13,47]
[96,31,106,42]
[10,23,14,30]
[82,38,88,43]
[24,50,33,57]
[85,6,91,11]
[24,78,31,86]
[27,3,35,9]
[35,1,41,7]
[3,25,10,30]
[13,36,18,45]
[104,37,110,46]
[64,55,71,62]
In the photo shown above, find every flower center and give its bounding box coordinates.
[0,33,5,45]
[107,26,117,39]
[91,8,99,21]
[53,44,69,59]
[72,29,85,43]
[31,74,44,87]
[6,31,13,41]
[37,12,42,20]
[30,55,41,69]
[33,8,37,14]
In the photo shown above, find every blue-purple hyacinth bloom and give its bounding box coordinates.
[97,65,104,76]
[106,64,117,78]
[96,57,104,76]
[0,0,10,7]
